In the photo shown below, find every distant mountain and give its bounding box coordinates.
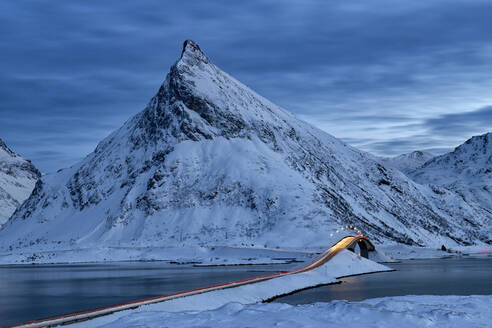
[0,138,40,226]
[381,151,434,174]
[0,40,489,257]
[410,133,491,218]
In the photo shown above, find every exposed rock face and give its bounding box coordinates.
[381,151,434,174]
[410,133,491,222]
[0,40,490,254]
[0,138,40,226]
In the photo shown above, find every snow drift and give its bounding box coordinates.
[83,295,492,328]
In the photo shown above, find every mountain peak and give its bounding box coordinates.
[464,132,491,148]
[180,39,209,65]
[1,41,489,255]
[408,150,433,160]
[449,132,491,159]
[153,39,285,143]
[380,150,434,174]
[410,132,491,211]
[0,138,15,157]
[0,137,40,226]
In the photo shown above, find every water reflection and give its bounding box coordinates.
[0,261,298,326]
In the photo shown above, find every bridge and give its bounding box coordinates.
[346,235,375,259]
[12,235,375,328]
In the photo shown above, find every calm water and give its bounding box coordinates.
[274,256,492,304]
[0,261,298,326]
[1,257,491,326]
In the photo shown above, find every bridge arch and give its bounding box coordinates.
[346,236,375,259]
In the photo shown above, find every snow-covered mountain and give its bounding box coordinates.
[0,40,489,255]
[410,133,491,216]
[0,138,40,226]
[381,151,434,174]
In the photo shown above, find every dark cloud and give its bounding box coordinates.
[361,137,449,157]
[1,0,492,172]
[424,106,492,137]
[339,106,492,156]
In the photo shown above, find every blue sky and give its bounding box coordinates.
[1,1,491,172]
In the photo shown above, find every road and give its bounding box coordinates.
[10,235,373,328]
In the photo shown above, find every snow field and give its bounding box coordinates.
[92,295,492,328]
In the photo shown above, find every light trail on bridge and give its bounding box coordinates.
[8,235,375,328]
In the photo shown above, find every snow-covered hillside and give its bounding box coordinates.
[410,133,491,217]
[381,151,434,174]
[0,40,489,258]
[0,138,40,226]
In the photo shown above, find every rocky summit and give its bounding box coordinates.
[0,138,40,226]
[410,133,491,226]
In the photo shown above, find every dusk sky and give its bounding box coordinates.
[1,1,491,173]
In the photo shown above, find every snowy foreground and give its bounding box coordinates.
[73,250,390,327]
[90,295,492,328]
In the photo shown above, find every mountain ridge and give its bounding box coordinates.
[410,132,491,217]
[1,41,489,257]
[380,151,434,174]
[0,138,40,226]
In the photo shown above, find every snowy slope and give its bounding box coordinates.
[0,40,490,258]
[0,138,40,226]
[410,133,491,218]
[85,295,492,328]
[380,151,434,174]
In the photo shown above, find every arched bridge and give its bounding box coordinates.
[13,235,376,328]
[346,235,375,259]
[294,235,375,273]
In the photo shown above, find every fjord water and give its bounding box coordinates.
[0,262,298,326]
[274,256,492,304]
[1,257,491,326]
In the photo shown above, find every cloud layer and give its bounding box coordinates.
[1,1,491,171]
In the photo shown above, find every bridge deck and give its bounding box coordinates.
[10,235,374,328]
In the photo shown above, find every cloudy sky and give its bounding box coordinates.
[1,1,491,172]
